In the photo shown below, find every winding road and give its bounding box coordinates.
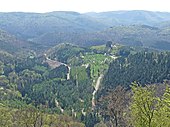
[92,74,103,108]
[44,54,71,113]
[44,54,104,111]
[63,63,71,80]
[55,99,64,113]
[44,54,71,80]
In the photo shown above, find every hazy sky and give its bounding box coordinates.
[0,0,170,13]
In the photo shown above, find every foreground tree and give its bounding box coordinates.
[130,83,157,127]
[155,84,170,127]
[98,86,128,127]
[0,106,13,127]
[130,82,170,127]
[0,106,85,127]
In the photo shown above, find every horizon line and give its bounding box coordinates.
[0,9,170,14]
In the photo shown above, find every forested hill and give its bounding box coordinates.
[0,42,170,126]
[0,29,31,53]
[103,51,170,90]
[1,10,170,126]
[85,10,170,26]
[33,25,170,50]
[1,11,170,51]
[0,11,106,40]
[1,10,170,40]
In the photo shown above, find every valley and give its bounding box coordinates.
[0,10,170,127]
[1,11,170,52]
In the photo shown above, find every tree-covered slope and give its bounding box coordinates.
[0,11,106,40]
[101,25,170,50]
[32,25,170,50]
[45,43,85,63]
[103,52,170,90]
[0,29,31,53]
[0,43,170,126]
[1,11,170,51]
[1,10,170,40]
[85,10,170,26]
[0,104,85,127]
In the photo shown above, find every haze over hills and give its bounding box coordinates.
[0,11,106,39]
[0,9,170,127]
[0,29,31,53]
[85,10,170,26]
[1,10,170,51]
[32,24,170,50]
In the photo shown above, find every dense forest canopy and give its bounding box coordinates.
[103,51,170,90]
[0,10,170,127]
[1,11,170,52]
[0,42,170,126]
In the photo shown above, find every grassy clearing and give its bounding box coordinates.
[83,53,111,78]
[70,66,88,82]
[90,45,106,51]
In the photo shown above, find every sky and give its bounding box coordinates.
[0,0,170,13]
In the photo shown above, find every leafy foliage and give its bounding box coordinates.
[130,82,170,127]
[0,42,170,126]
[0,105,85,127]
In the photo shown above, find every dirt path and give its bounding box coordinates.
[92,74,103,108]
[67,66,71,80]
[55,99,64,113]
[63,64,71,80]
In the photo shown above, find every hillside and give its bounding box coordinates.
[85,10,170,26]
[0,43,170,126]
[0,11,106,40]
[0,43,121,126]
[1,10,170,127]
[1,11,170,40]
[0,29,31,53]
[103,51,170,90]
[99,25,170,50]
[1,11,170,51]
[33,25,170,50]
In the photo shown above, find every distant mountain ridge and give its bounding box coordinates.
[85,10,170,26]
[32,25,170,50]
[1,10,170,51]
[1,10,170,40]
[0,11,106,40]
